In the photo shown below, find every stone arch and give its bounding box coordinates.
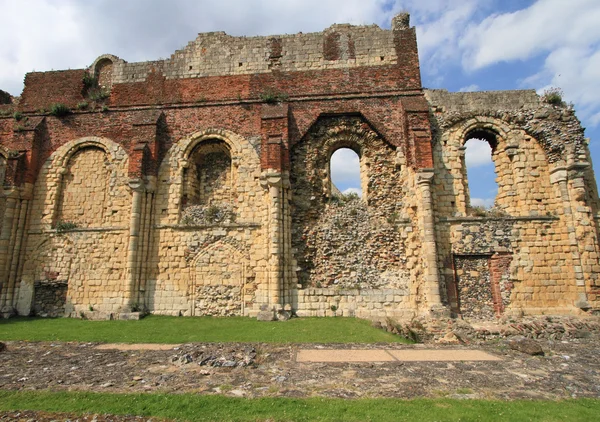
[30,136,129,230]
[291,115,406,289]
[183,139,233,207]
[180,128,244,160]
[450,117,511,148]
[89,54,122,90]
[190,240,253,316]
[156,128,253,224]
[291,115,394,206]
[55,138,127,227]
[443,116,557,216]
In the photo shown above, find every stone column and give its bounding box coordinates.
[124,178,145,311]
[8,184,32,311]
[268,175,282,308]
[259,172,293,319]
[137,176,156,309]
[0,184,32,316]
[416,169,444,314]
[550,166,588,309]
[0,187,20,314]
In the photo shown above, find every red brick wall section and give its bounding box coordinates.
[489,253,513,317]
[289,98,408,148]
[110,65,422,108]
[0,94,424,186]
[323,32,341,60]
[261,103,289,171]
[20,70,87,112]
[394,27,422,89]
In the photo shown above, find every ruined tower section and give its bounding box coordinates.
[427,89,600,317]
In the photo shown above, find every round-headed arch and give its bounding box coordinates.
[48,136,127,172]
[180,128,245,162]
[451,117,511,148]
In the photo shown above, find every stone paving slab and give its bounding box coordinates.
[297,349,501,362]
[96,343,179,351]
[297,349,395,362]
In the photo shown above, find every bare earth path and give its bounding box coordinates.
[2,335,600,401]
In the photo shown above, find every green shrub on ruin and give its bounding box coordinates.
[49,103,71,117]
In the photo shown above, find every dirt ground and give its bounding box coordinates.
[1,335,599,402]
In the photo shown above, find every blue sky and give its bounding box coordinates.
[1,0,599,205]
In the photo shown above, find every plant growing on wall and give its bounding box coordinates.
[49,103,71,117]
[259,88,288,103]
[541,87,565,106]
[83,73,110,103]
[55,220,78,233]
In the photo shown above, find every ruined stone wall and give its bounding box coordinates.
[1,15,598,320]
[22,137,131,314]
[147,128,267,317]
[290,115,424,318]
[110,24,398,84]
[428,89,600,316]
[0,155,6,235]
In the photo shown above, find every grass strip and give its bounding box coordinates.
[0,315,408,344]
[0,391,599,422]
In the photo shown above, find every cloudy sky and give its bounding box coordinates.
[1,0,599,205]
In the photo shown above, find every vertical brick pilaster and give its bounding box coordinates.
[489,253,512,317]
[260,103,289,171]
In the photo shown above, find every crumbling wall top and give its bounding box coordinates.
[424,89,540,113]
[107,14,415,84]
[0,89,12,105]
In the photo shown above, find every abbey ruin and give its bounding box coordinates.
[0,13,599,321]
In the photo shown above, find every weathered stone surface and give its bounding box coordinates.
[257,310,275,322]
[0,13,599,322]
[2,333,600,400]
[508,337,545,356]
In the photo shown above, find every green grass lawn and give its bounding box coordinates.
[0,315,408,344]
[1,391,598,422]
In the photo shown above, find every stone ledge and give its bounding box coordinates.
[156,223,261,230]
[29,226,128,235]
[440,215,559,223]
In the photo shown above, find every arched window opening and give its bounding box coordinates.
[181,140,234,224]
[464,129,498,211]
[330,147,363,199]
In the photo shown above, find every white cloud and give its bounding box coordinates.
[408,0,480,79]
[460,0,600,69]
[342,187,363,197]
[471,197,495,208]
[0,0,395,96]
[464,139,492,168]
[458,0,600,126]
[459,84,479,92]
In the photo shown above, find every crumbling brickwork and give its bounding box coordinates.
[0,13,599,321]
